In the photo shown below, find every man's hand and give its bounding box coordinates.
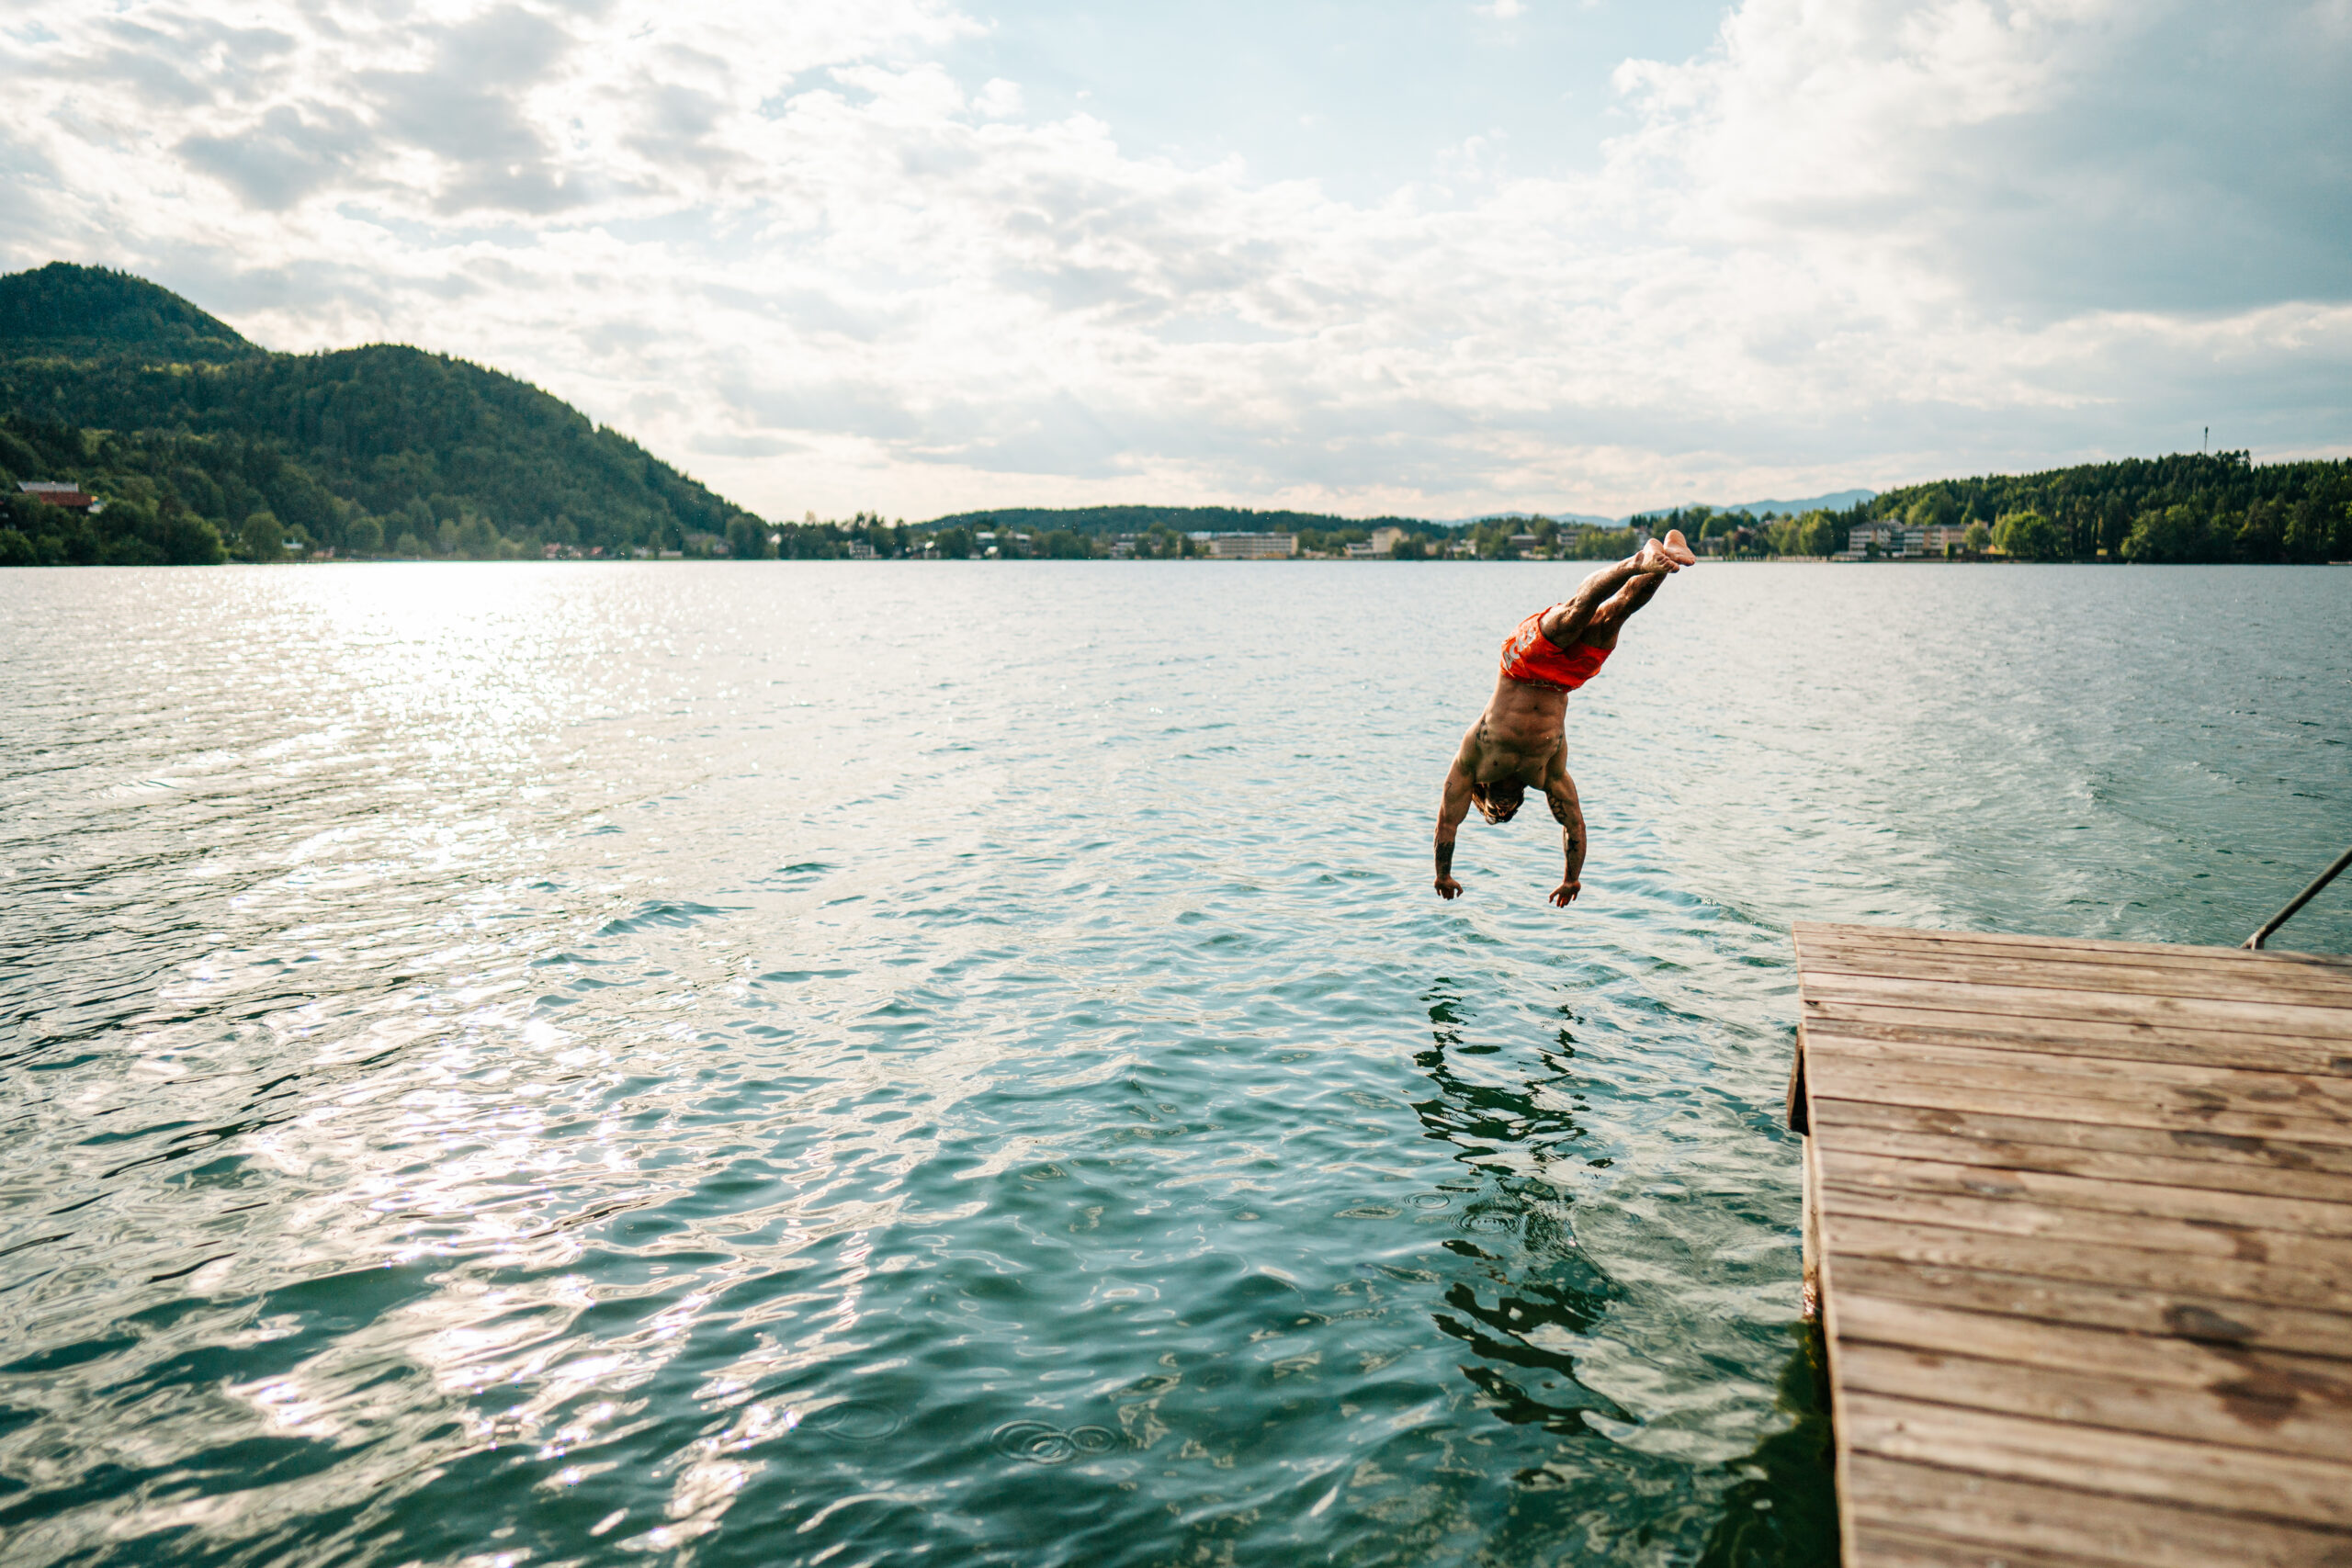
[1548,880,1581,908]
[1435,875,1464,900]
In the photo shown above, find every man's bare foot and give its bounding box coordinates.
[1661,528,1698,566]
[1633,538,1679,574]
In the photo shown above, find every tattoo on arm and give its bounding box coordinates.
[1548,788,1585,876]
[1435,840,1455,877]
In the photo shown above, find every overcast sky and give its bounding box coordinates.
[3,0,2347,520]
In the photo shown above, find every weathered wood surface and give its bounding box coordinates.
[1793,922,2352,1567]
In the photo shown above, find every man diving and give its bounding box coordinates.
[1433,530,1697,905]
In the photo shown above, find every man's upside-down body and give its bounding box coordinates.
[1434,530,1697,905]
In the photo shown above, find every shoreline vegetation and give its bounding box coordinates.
[5,262,2348,569]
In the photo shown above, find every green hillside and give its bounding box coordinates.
[1860,452,2351,562]
[1634,453,2350,563]
[0,262,764,564]
[0,262,262,364]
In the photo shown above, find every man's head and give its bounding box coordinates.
[1471,777,1524,824]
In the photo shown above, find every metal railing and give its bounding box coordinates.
[2244,846,2352,950]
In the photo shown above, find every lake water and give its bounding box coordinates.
[2,562,2346,1568]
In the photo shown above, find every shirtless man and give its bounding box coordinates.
[1433,530,1697,904]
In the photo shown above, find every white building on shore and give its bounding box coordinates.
[1192,532,1298,559]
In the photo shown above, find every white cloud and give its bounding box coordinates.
[0,0,2345,520]
[973,77,1023,118]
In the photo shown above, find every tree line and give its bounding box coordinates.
[1623,454,2351,563]
[1864,452,2350,562]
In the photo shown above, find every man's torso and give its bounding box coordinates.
[1468,674,1567,785]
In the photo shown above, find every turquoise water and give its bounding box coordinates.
[1,562,2345,1567]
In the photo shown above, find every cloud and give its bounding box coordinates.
[1611,0,2352,317]
[0,0,2344,520]
[179,102,374,210]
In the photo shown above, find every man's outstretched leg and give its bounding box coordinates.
[1539,530,1693,649]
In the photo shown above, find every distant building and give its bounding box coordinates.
[1848,524,1928,558]
[848,541,877,559]
[1204,532,1298,559]
[1371,525,1405,555]
[1344,541,1376,558]
[17,480,96,513]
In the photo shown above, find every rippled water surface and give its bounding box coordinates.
[4,562,2346,1568]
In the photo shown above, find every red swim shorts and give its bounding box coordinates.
[1499,608,1611,692]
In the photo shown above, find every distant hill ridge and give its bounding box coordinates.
[0,262,761,563]
[0,262,263,364]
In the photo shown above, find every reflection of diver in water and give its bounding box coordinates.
[1416,981,1628,1436]
[1417,980,1838,1559]
[1433,530,1696,906]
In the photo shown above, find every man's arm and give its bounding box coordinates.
[1545,768,1587,908]
[1434,753,1474,899]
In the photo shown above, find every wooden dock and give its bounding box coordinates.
[1788,922,2352,1568]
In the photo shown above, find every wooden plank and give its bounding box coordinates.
[1832,1292,2349,1399]
[1823,1213,2352,1317]
[1842,1392,2352,1528]
[1790,1022,1812,1134]
[1803,939,2352,984]
[1807,1056,2352,1139]
[1837,1341,2352,1465]
[1803,1118,1825,1317]
[1806,1032,2352,1117]
[1806,1064,2352,1151]
[1796,931,2352,991]
[1802,972,2352,1043]
[1819,1184,2352,1281]
[1842,1454,2352,1568]
[1846,1524,2135,1568]
[1815,1147,2352,1239]
[1803,1007,2352,1077]
[1826,1252,2352,1359]
[1801,1000,2352,1076]
[1796,921,2351,969]
[1803,948,2352,1010]
[1809,1100,2352,1202]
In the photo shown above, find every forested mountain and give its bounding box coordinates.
[0,263,763,564]
[0,262,262,364]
